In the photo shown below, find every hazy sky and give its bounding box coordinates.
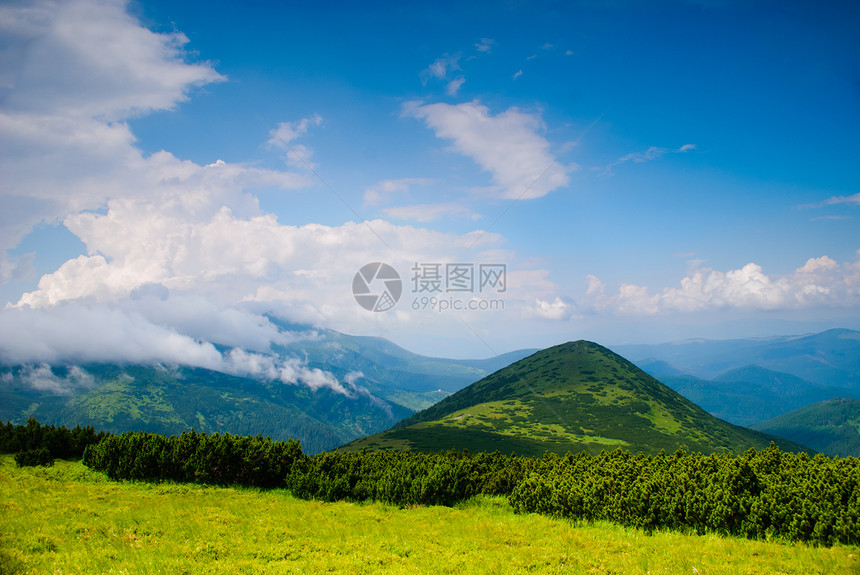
[1,0,859,362]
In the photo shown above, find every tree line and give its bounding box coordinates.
[2,420,857,546]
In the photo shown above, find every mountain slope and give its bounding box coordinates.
[343,341,811,456]
[751,398,860,457]
[0,327,536,453]
[0,364,413,454]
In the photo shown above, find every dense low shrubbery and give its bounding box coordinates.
[0,418,106,466]
[82,429,304,488]
[286,449,535,506]
[509,446,860,546]
[13,447,54,467]
[4,420,858,546]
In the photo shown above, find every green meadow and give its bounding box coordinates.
[1,456,857,574]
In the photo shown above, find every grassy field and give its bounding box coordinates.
[1,456,857,574]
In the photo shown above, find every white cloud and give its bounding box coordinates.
[0,0,224,120]
[525,296,574,320]
[267,114,323,147]
[513,69,523,80]
[266,114,323,169]
[446,77,465,96]
[226,349,351,396]
[0,0,573,363]
[0,303,226,367]
[589,253,860,315]
[17,363,94,395]
[362,177,432,206]
[421,53,461,83]
[382,203,480,222]
[0,0,230,280]
[585,274,605,296]
[404,100,572,199]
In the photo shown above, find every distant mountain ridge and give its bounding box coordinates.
[752,398,860,457]
[614,328,860,389]
[343,341,811,456]
[652,366,856,428]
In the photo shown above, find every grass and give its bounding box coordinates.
[1,456,858,574]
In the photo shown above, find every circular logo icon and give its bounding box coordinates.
[353,262,402,312]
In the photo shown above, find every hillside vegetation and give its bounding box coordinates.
[3,457,856,575]
[346,341,811,456]
[2,420,857,547]
[752,398,860,457]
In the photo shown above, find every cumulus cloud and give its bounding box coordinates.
[0,0,231,279]
[525,296,575,320]
[0,0,566,364]
[404,100,573,199]
[589,253,860,315]
[0,0,224,119]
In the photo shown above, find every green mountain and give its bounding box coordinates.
[656,366,853,427]
[751,398,860,457]
[0,327,536,454]
[342,341,812,456]
[0,363,413,454]
[615,328,860,389]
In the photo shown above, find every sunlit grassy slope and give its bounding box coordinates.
[1,457,857,574]
[344,341,811,456]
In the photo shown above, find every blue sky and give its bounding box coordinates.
[1,0,859,365]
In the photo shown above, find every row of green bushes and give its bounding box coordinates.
[81,429,303,488]
[3,421,858,546]
[509,447,860,546]
[0,419,106,465]
[287,449,533,507]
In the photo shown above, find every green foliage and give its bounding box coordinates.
[0,418,105,460]
[4,457,856,574]
[508,444,860,546]
[752,397,860,457]
[13,448,53,467]
[82,429,303,488]
[78,424,859,547]
[0,363,408,454]
[286,449,534,507]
